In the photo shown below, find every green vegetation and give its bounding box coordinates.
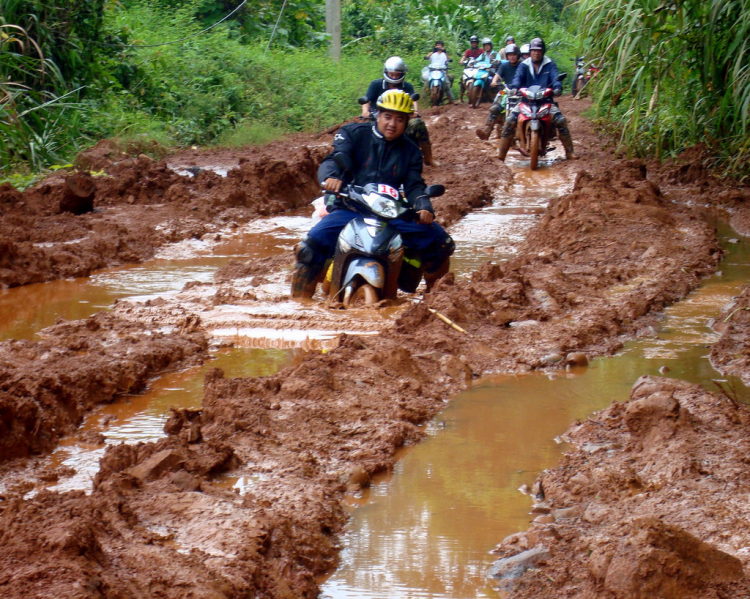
[1,0,572,179]
[577,0,750,179]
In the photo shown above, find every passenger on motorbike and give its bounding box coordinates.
[498,35,515,61]
[497,37,578,161]
[476,43,521,140]
[361,56,437,166]
[291,90,454,298]
[520,44,530,61]
[424,41,456,105]
[460,35,484,65]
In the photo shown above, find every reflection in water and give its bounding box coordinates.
[321,226,750,598]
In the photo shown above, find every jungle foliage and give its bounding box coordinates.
[577,0,750,178]
[1,0,572,176]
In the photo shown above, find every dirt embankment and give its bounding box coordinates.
[0,97,747,597]
[489,375,750,598]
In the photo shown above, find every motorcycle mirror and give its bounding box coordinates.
[411,93,420,101]
[425,184,445,198]
[557,72,567,82]
[333,152,354,173]
[357,96,369,105]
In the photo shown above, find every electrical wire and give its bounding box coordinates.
[96,0,250,49]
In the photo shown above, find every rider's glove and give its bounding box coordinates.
[553,88,562,97]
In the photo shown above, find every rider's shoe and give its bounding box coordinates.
[291,261,318,298]
[420,142,440,167]
[497,135,513,161]
[476,123,494,140]
[424,258,450,293]
[560,132,579,160]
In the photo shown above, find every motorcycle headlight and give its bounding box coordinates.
[365,193,399,218]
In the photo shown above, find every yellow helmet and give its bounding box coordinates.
[376,89,414,115]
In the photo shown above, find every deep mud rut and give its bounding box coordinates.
[2,97,750,597]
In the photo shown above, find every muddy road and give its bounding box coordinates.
[1,97,750,598]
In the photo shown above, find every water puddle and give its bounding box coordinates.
[320,226,750,596]
[5,347,303,496]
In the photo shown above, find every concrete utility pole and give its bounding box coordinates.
[325,0,341,61]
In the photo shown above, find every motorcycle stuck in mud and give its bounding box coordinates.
[513,73,566,170]
[316,153,445,307]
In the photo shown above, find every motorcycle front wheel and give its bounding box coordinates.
[530,129,540,170]
[469,85,482,108]
[430,88,442,107]
[343,283,378,308]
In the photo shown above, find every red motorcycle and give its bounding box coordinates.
[515,73,565,170]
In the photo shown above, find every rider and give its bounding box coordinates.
[361,56,438,167]
[424,41,456,105]
[477,38,500,90]
[460,35,484,65]
[520,44,530,61]
[291,90,454,298]
[498,35,515,61]
[497,37,578,161]
[476,43,521,140]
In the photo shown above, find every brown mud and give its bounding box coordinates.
[1,97,749,597]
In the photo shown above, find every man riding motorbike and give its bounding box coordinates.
[424,40,456,106]
[361,56,438,167]
[291,90,454,298]
[497,37,578,161]
[476,43,521,140]
[498,35,515,61]
[460,35,484,65]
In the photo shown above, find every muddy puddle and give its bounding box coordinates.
[320,223,750,598]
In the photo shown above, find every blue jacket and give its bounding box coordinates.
[511,56,562,92]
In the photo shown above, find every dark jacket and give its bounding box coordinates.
[511,56,561,92]
[318,122,432,213]
[365,79,416,108]
[498,60,520,85]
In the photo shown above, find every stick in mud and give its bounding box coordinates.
[428,308,472,336]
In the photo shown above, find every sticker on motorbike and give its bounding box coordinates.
[378,184,399,199]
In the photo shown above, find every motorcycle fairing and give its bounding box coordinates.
[342,257,386,290]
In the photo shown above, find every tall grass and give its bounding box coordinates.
[575,0,750,178]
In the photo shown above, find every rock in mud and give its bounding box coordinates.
[566,352,589,367]
[598,517,744,597]
[127,449,186,481]
[488,545,551,584]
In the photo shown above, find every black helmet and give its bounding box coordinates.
[469,35,479,43]
[529,38,545,53]
[505,43,520,56]
[505,35,515,43]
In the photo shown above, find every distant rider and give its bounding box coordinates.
[424,41,456,105]
[497,37,578,161]
[362,56,438,166]
[519,44,530,61]
[476,43,521,140]
[477,38,500,89]
[497,35,515,61]
[460,35,484,65]
[291,90,454,298]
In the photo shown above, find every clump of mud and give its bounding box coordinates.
[489,376,750,597]
[0,311,207,463]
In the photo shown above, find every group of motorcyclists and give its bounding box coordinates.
[291,34,578,300]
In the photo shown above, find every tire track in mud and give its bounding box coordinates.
[0,98,736,597]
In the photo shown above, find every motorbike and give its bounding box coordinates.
[421,63,451,107]
[514,73,566,170]
[459,62,478,103]
[467,57,496,108]
[571,56,586,96]
[319,153,445,307]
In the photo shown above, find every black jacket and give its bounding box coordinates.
[318,122,432,213]
[365,79,416,108]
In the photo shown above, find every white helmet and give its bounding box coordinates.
[481,37,493,47]
[520,44,530,55]
[383,56,407,84]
